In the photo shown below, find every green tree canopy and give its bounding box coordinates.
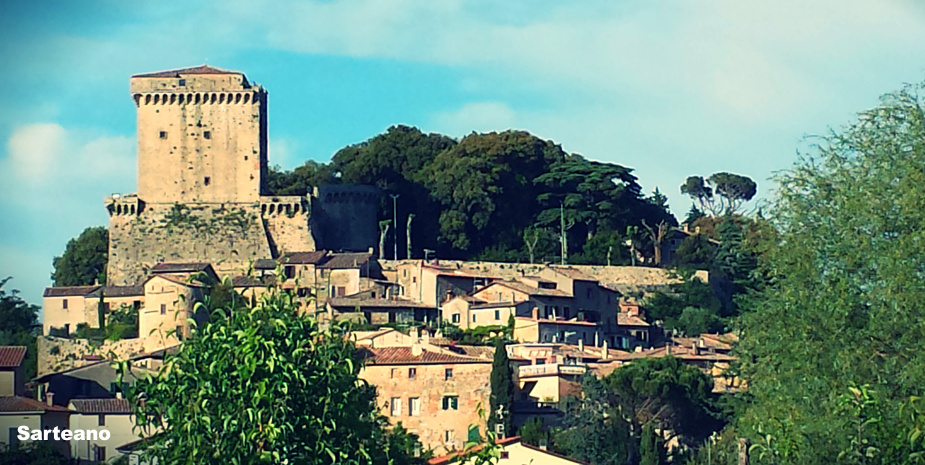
[52,226,108,286]
[125,288,421,464]
[681,173,757,216]
[0,278,40,378]
[737,82,925,463]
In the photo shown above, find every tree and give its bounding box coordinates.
[488,337,514,439]
[519,417,547,447]
[644,276,725,335]
[51,226,108,286]
[605,356,724,452]
[555,373,630,464]
[0,278,40,379]
[681,173,756,216]
[639,422,667,465]
[124,287,421,464]
[737,82,925,463]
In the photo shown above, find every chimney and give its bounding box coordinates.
[602,340,608,359]
[411,344,423,357]
[666,344,671,355]
[692,342,699,355]
[116,392,124,400]
[45,392,54,406]
[532,307,539,319]
[578,339,584,352]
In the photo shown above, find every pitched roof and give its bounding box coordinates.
[471,301,526,310]
[254,258,278,270]
[617,313,650,327]
[281,251,328,265]
[43,286,100,297]
[132,65,241,78]
[86,285,145,298]
[150,262,213,273]
[319,252,372,269]
[484,280,570,298]
[232,275,276,288]
[70,398,133,414]
[363,346,490,365]
[0,396,70,413]
[0,346,27,368]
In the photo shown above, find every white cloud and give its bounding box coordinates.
[432,102,517,136]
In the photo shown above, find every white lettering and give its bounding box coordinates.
[14,426,110,442]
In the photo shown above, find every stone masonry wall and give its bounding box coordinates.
[107,202,273,285]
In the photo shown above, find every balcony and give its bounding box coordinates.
[518,363,587,378]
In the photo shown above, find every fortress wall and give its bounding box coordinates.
[107,203,272,285]
[260,196,316,255]
[312,185,379,252]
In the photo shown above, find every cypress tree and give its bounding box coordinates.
[488,337,514,438]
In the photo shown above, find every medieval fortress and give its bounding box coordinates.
[105,65,378,285]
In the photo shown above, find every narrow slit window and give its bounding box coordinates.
[159,131,167,139]
[203,130,211,140]
[204,177,211,186]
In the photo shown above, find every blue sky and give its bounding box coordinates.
[2,0,925,306]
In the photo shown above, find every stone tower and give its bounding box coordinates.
[130,65,267,204]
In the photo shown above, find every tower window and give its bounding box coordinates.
[204,177,211,186]
[178,79,186,86]
[159,131,167,139]
[203,131,211,139]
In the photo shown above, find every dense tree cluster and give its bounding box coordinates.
[51,226,108,286]
[0,278,40,379]
[268,126,675,263]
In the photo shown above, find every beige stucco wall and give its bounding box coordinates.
[0,370,18,396]
[360,362,491,453]
[0,413,41,447]
[501,441,581,464]
[43,295,90,335]
[69,411,137,463]
[140,276,203,352]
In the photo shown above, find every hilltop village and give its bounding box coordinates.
[0,66,738,463]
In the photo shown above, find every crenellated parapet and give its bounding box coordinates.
[105,193,144,217]
[259,195,309,217]
[131,90,265,107]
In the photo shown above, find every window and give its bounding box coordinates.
[284,266,295,279]
[412,277,417,283]
[176,325,184,341]
[390,368,399,379]
[441,396,458,410]
[204,176,211,186]
[159,131,167,139]
[103,302,111,313]
[160,304,167,314]
[62,299,68,309]
[390,397,401,416]
[178,79,186,86]
[500,451,510,459]
[451,314,460,324]
[445,430,455,443]
[409,397,420,416]
[94,445,106,462]
[98,414,105,426]
[408,368,416,379]
[472,314,477,323]
[203,130,211,139]
[133,300,141,310]
[337,287,346,297]
[494,310,500,320]
[445,368,453,380]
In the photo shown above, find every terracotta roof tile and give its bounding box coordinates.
[132,65,241,78]
[319,253,372,269]
[617,314,650,327]
[232,275,276,288]
[86,285,145,298]
[70,398,133,414]
[329,296,434,309]
[282,251,328,265]
[43,286,100,297]
[363,347,489,365]
[486,280,570,297]
[0,396,70,413]
[0,346,26,368]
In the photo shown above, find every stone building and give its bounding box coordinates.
[106,65,378,286]
[359,344,492,453]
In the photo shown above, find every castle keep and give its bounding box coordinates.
[106,65,377,285]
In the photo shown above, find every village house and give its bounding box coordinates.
[358,343,492,452]
[0,396,71,456]
[0,346,26,397]
[428,436,587,465]
[68,398,138,463]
